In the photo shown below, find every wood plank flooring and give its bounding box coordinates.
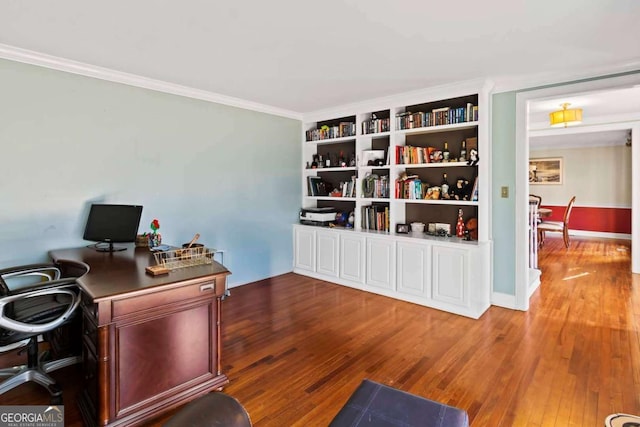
[1,235,638,426]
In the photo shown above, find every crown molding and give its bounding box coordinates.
[492,61,640,94]
[302,78,494,123]
[0,43,302,121]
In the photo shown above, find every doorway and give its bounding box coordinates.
[514,74,640,311]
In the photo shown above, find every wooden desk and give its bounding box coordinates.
[50,246,230,427]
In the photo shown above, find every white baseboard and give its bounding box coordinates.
[491,292,519,310]
[569,230,631,240]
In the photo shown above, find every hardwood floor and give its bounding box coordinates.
[1,235,638,426]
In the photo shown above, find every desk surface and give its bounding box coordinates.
[50,245,230,302]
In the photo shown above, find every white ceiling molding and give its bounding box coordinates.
[0,43,302,121]
[303,79,494,123]
[492,60,640,94]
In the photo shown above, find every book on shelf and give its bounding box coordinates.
[305,122,356,141]
[361,205,389,232]
[307,176,328,196]
[394,103,478,130]
[471,176,479,201]
[361,116,390,134]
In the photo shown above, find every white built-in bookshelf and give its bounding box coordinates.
[294,81,492,319]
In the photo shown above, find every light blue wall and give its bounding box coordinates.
[0,59,301,287]
[491,92,517,295]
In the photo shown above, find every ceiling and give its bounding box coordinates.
[1,1,639,114]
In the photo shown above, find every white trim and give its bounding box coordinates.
[0,43,302,121]
[633,124,640,273]
[515,73,640,313]
[493,61,640,94]
[491,291,518,310]
[569,230,631,240]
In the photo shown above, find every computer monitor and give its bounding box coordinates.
[83,204,143,252]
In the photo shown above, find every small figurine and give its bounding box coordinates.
[467,148,479,166]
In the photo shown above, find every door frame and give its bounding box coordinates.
[514,74,640,310]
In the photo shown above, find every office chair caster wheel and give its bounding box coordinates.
[49,384,63,405]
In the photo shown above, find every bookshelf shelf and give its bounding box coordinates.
[307,136,357,145]
[396,161,471,168]
[396,199,478,206]
[397,121,479,136]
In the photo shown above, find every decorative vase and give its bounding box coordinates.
[148,233,162,248]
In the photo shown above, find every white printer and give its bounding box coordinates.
[299,207,337,226]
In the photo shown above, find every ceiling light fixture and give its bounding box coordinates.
[549,103,583,128]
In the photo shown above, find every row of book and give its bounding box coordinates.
[395,104,478,130]
[395,176,426,200]
[397,145,436,165]
[361,205,390,232]
[306,122,356,141]
[362,174,390,198]
[340,176,357,198]
[361,116,391,134]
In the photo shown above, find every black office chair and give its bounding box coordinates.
[0,263,83,402]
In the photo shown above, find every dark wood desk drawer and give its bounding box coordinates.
[110,276,224,321]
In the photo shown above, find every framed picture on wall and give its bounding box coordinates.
[529,157,563,185]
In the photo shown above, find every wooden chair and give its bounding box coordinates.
[529,194,542,209]
[538,196,576,248]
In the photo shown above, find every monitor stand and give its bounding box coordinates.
[95,242,127,253]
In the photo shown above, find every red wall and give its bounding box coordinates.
[542,205,631,234]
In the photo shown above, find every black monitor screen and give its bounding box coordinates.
[83,204,143,245]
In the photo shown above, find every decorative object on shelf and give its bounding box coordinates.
[529,157,562,185]
[329,188,342,197]
[456,209,466,238]
[148,219,162,248]
[467,148,479,166]
[396,223,410,234]
[549,103,582,128]
[443,141,450,161]
[459,140,467,162]
[465,217,478,240]
[410,222,425,233]
[441,173,451,200]
[452,178,472,201]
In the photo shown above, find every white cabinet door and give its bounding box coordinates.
[432,245,469,307]
[294,227,315,272]
[316,229,339,277]
[366,237,395,290]
[397,241,431,297]
[340,234,365,283]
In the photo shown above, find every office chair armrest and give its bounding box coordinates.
[0,281,80,334]
[5,278,80,296]
[0,263,62,281]
[54,259,90,278]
